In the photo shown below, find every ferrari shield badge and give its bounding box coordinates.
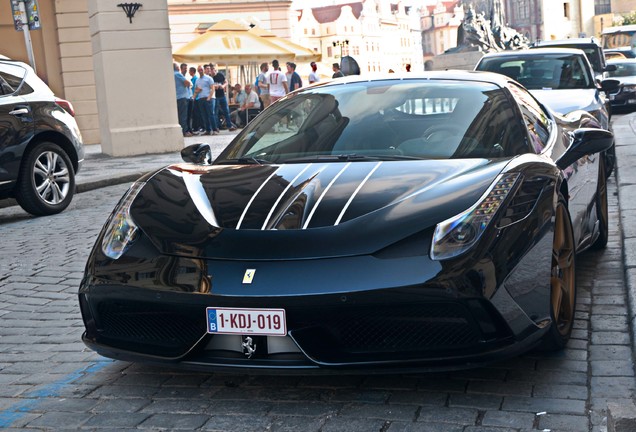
[242,336,256,358]
[243,269,255,284]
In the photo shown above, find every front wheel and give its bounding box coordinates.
[540,195,577,351]
[15,141,75,216]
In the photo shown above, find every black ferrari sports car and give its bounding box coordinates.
[80,71,613,372]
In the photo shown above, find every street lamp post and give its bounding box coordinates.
[333,40,349,58]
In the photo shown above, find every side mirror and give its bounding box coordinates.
[600,78,620,93]
[181,143,212,165]
[557,128,614,169]
[605,64,617,72]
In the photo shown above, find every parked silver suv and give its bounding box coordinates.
[475,48,618,175]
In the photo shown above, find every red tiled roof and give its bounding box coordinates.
[311,3,364,24]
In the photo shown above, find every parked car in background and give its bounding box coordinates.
[531,37,616,80]
[605,50,628,61]
[0,58,84,215]
[605,58,636,111]
[604,47,636,59]
[475,48,618,174]
[80,71,613,373]
[601,24,636,59]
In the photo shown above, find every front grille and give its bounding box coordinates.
[330,304,480,352]
[96,301,207,357]
[289,302,501,364]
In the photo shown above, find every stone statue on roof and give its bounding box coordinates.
[448,0,528,53]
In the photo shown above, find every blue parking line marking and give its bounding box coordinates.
[0,359,113,428]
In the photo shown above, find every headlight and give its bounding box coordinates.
[623,84,636,92]
[101,181,146,259]
[430,173,521,260]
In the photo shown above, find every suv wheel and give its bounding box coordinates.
[15,141,75,216]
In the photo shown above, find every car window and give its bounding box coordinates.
[0,63,27,97]
[507,83,552,153]
[217,80,531,164]
[478,54,593,90]
[607,62,636,77]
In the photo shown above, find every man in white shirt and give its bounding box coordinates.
[268,59,288,103]
[238,84,261,126]
[309,62,320,84]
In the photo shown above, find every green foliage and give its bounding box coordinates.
[622,12,636,26]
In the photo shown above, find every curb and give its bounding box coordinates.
[608,401,636,432]
[610,111,636,432]
[75,173,144,194]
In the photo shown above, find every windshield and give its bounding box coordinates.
[478,54,593,90]
[607,62,636,77]
[215,79,529,164]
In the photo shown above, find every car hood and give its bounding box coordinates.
[530,88,599,115]
[616,77,636,86]
[130,159,509,259]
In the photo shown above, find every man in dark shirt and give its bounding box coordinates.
[332,62,344,78]
[211,64,237,131]
[286,62,303,91]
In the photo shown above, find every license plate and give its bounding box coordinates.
[206,307,287,336]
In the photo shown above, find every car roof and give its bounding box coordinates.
[534,38,601,47]
[607,58,636,64]
[481,48,587,58]
[316,70,513,88]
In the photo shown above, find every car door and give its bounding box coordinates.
[0,62,33,190]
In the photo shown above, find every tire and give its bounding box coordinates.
[15,141,75,216]
[540,194,577,351]
[592,158,609,250]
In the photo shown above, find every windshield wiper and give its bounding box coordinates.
[216,157,272,165]
[284,154,383,163]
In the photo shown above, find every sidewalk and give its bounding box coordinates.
[602,112,636,431]
[75,131,239,193]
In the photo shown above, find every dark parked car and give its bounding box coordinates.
[475,48,617,174]
[605,58,636,110]
[80,71,612,372]
[531,37,616,80]
[0,58,84,215]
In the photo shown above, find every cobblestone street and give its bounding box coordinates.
[0,172,634,431]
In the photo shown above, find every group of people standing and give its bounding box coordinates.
[174,62,238,137]
[174,59,325,137]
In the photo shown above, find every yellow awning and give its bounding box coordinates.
[173,20,296,64]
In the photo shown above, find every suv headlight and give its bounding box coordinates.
[101,181,146,260]
[431,173,521,260]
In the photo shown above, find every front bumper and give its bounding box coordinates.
[79,285,545,373]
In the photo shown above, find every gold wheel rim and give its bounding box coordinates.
[551,203,575,336]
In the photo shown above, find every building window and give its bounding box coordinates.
[304,28,308,35]
[312,28,316,35]
[594,0,611,14]
[327,46,333,57]
[517,0,529,20]
[563,2,570,19]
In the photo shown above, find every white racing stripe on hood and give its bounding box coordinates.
[236,168,281,230]
[182,172,219,227]
[302,162,352,229]
[334,161,383,226]
[261,164,313,230]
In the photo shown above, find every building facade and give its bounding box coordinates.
[0,0,99,144]
[420,1,464,59]
[291,1,422,74]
